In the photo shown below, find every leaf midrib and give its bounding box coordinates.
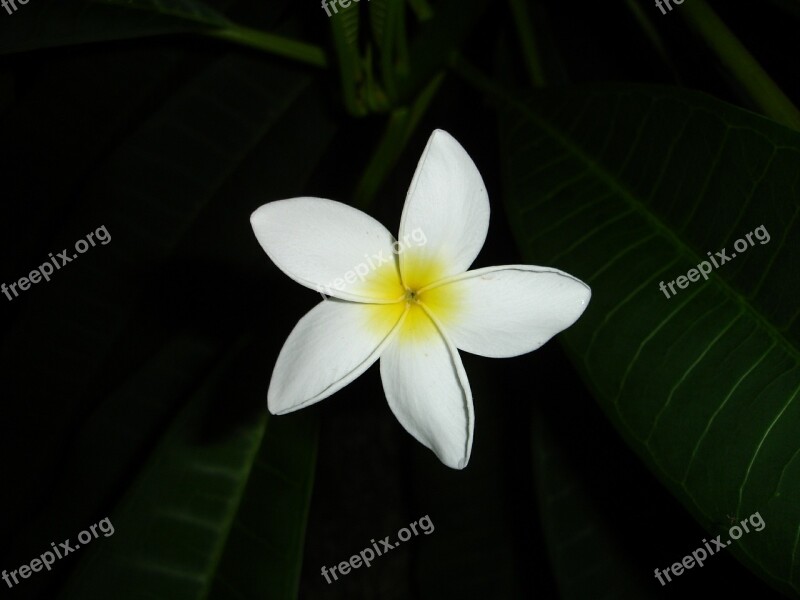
[507,88,800,592]
[509,89,800,364]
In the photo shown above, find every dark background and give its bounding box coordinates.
[0,0,796,598]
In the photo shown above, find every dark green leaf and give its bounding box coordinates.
[0,0,325,66]
[14,336,215,598]
[2,43,338,596]
[59,337,319,599]
[0,53,313,521]
[532,405,661,599]
[502,85,800,597]
[0,0,228,54]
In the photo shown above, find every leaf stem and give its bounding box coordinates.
[508,0,546,88]
[209,26,327,68]
[680,0,800,131]
[95,0,328,68]
[354,72,445,209]
[449,55,520,112]
[622,0,682,83]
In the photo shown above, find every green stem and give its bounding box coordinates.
[354,72,445,209]
[209,26,327,68]
[508,0,546,88]
[95,0,328,68]
[407,0,434,21]
[622,0,682,83]
[681,0,800,131]
[449,55,519,112]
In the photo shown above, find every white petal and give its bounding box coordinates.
[398,130,490,288]
[268,299,405,415]
[425,265,591,358]
[251,198,405,303]
[379,307,474,469]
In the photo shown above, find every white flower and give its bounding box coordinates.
[251,129,590,469]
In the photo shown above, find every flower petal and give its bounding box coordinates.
[398,130,490,288]
[379,307,474,469]
[268,299,406,415]
[251,198,405,303]
[424,265,591,358]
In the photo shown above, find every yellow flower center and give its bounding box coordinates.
[363,250,460,343]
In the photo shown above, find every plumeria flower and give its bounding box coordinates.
[251,130,590,469]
